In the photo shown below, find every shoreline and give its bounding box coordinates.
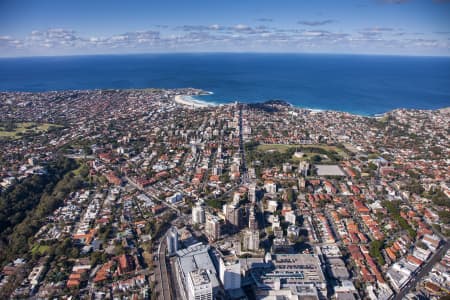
[2,87,447,116]
[176,94,378,116]
[174,94,216,108]
[174,93,383,116]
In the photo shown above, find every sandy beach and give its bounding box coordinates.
[174,95,213,108]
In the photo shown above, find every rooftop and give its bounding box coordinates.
[189,269,211,287]
[315,165,346,176]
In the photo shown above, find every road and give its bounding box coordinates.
[388,184,449,299]
[393,240,449,300]
[237,103,249,185]
[156,231,172,300]
[168,256,184,300]
[128,105,249,300]
[155,215,189,300]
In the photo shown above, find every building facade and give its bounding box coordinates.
[187,269,213,300]
[219,255,241,290]
[192,202,206,224]
[167,227,179,256]
[205,213,221,241]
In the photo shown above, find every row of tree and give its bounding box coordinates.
[0,156,85,266]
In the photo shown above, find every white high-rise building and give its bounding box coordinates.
[224,202,242,230]
[212,166,222,176]
[272,215,281,230]
[167,227,179,256]
[248,205,258,230]
[232,192,240,205]
[285,210,297,225]
[282,162,292,173]
[298,161,309,177]
[205,213,221,241]
[248,183,256,203]
[192,202,206,224]
[264,180,277,194]
[187,269,213,300]
[219,255,241,290]
[191,144,197,155]
[243,230,260,251]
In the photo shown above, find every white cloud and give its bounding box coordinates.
[233,24,251,31]
[209,24,221,30]
[0,25,448,56]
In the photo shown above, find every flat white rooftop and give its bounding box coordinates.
[315,165,345,176]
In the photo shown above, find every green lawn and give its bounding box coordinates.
[300,144,348,157]
[291,152,323,162]
[0,122,61,139]
[256,143,348,158]
[31,244,51,255]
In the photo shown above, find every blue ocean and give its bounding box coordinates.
[0,53,449,115]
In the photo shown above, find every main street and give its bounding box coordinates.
[238,103,249,184]
[393,240,449,300]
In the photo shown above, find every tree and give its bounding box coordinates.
[311,155,322,163]
[431,190,450,208]
[406,180,424,195]
[0,157,83,265]
[438,211,450,225]
[368,162,378,171]
[369,239,385,266]
[83,146,93,155]
[285,188,295,202]
[69,248,79,259]
[3,121,17,132]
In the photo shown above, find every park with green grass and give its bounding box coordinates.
[245,142,349,173]
[255,143,348,161]
[0,122,62,139]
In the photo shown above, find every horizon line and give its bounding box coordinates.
[1,50,450,59]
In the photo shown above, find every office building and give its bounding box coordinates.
[264,180,277,194]
[167,227,179,256]
[248,205,258,230]
[187,269,213,300]
[175,243,221,300]
[192,202,206,224]
[219,255,241,290]
[244,253,327,299]
[242,230,260,251]
[205,213,221,241]
[248,183,256,203]
[224,203,243,230]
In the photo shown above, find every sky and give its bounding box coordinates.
[0,0,449,57]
